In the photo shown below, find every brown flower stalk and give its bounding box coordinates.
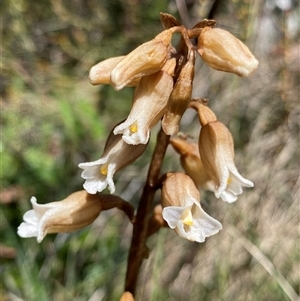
[125,127,170,295]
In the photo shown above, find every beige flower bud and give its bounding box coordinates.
[199,121,254,202]
[113,69,174,145]
[162,49,196,136]
[17,191,103,242]
[89,56,141,86]
[120,292,135,301]
[198,27,259,77]
[89,56,124,85]
[170,138,211,188]
[161,173,222,242]
[110,28,176,91]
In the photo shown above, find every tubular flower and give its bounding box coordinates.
[162,49,196,136]
[169,138,213,189]
[113,69,174,145]
[110,28,178,91]
[199,121,254,203]
[79,128,148,194]
[161,173,222,243]
[17,191,103,243]
[198,27,259,77]
[89,56,141,87]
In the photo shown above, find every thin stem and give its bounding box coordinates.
[99,194,135,222]
[124,127,170,295]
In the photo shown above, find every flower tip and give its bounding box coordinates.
[110,68,126,91]
[30,196,37,205]
[248,180,255,187]
[88,65,100,85]
[236,58,259,77]
[37,233,45,243]
[162,122,179,136]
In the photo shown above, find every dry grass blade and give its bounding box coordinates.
[227,226,299,301]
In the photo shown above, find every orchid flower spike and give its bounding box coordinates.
[161,172,222,243]
[17,191,103,243]
[79,127,148,194]
[199,121,254,203]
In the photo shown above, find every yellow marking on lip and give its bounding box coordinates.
[100,164,108,175]
[129,121,138,133]
[227,177,231,184]
[181,208,193,226]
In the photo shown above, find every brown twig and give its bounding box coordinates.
[124,127,170,295]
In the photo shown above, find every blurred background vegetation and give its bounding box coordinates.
[1,0,299,300]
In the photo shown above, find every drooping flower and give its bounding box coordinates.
[161,173,222,243]
[79,128,148,194]
[199,120,254,202]
[17,191,103,243]
[110,28,179,91]
[113,66,174,145]
[198,27,259,77]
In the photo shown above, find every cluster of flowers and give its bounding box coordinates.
[18,13,258,244]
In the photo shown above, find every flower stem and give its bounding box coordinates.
[124,127,170,295]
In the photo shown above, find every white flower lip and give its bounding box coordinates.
[216,169,254,203]
[79,132,148,194]
[162,198,222,243]
[113,121,150,145]
[17,196,62,243]
[17,197,40,240]
[79,159,116,194]
[161,172,222,243]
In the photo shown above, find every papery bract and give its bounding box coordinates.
[161,173,222,242]
[79,128,147,194]
[199,121,254,202]
[162,49,196,136]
